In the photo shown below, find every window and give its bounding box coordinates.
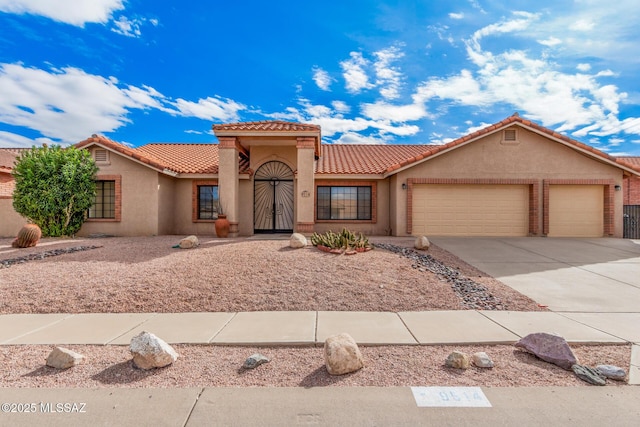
[197,185,219,220]
[317,186,372,220]
[89,180,115,219]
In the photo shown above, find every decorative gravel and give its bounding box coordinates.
[0,236,544,314]
[0,344,631,388]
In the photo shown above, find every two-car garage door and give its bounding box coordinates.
[411,183,604,237]
[412,184,529,236]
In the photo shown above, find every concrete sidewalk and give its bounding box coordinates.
[2,386,640,426]
[2,310,640,346]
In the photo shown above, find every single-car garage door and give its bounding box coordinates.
[412,184,529,236]
[548,185,603,237]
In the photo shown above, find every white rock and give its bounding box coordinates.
[324,333,364,375]
[414,236,430,250]
[472,352,494,368]
[130,331,178,370]
[179,235,199,249]
[290,233,307,248]
[45,347,85,369]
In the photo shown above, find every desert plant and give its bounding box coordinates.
[12,223,42,248]
[12,145,98,237]
[310,229,372,253]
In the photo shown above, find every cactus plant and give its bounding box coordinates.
[309,229,372,253]
[12,224,42,248]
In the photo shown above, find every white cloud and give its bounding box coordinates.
[538,37,561,47]
[111,16,143,37]
[0,63,246,144]
[373,46,405,99]
[331,101,350,114]
[361,101,428,122]
[333,132,390,145]
[312,67,332,91]
[171,97,245,122]
[449,12,464,20]
[0,131,54,148]
[340,52,374,93]
[0,0,124,26]
[577,63,591,72]
[570,19,595,31]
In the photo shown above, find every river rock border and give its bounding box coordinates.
[375,243,505,310]
[0,245,102,269]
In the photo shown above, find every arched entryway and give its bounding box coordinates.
[254,161,294,233]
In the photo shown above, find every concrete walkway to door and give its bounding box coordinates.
[430,237,640,313]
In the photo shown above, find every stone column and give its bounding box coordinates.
[296,137,316,234]
[218,137,240,236]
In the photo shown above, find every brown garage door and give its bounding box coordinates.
[549,185,603,237]
[412,184,529,236]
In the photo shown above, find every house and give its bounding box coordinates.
[0,148,26,235]
[2,114,640,238]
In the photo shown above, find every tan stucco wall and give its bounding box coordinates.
[0,198,25,237]
[157,174,175,235]
[78,148,161,236]
[392,126,625,237]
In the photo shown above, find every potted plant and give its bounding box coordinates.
[214,201,230,238]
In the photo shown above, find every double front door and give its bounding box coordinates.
[254,161,294,233]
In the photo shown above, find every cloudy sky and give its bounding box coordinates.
[1,0,639,155]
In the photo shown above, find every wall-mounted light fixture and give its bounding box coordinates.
[402,183,407,190]
[615,185,622,191]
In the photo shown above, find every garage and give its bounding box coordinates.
[412,184,529,236]
[548,185,603,237]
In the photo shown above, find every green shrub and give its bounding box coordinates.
[310,228,372,251]
[12,145,98,237]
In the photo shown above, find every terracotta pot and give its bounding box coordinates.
[214,214,230,238]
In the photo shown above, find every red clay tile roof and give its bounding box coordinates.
[76,135,250,175]
[617,157,640,167]
[213,120,320,133]
[0,148,22,171]
[316,144,435,174]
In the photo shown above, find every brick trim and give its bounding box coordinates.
[406,178,539,236]
[314,180,377,224]
[86,174,122,223]
[218,136,238,149]
[542,179,615,236]
[192,180,219,223]
[296,222,315,233]
[296,137,316,148]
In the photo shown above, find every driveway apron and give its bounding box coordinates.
[430,237,640,313]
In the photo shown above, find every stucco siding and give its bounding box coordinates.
[0,198,25,237]
[393,127,624,237]
[78,149,160,236]
[157,174,175,235]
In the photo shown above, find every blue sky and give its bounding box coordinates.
[1,0,639,155]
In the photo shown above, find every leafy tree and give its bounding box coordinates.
[12,145,98,237]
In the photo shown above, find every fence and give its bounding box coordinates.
[623,205,640,239]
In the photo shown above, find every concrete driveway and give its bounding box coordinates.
[430,237,640,313]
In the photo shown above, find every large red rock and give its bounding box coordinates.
[515,332,577,370]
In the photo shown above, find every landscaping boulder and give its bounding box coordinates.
[472,352,494,368]
[414,236,430,250]
[515,332,577,370]
[130,331,178,370]
[445,351,470,369]
[596,365,626,381]
[572,364,606,386]
[324,333,364,375]
[289,233,307,248]
[46,346,85,369]
[179,235,199,249]
[243,353,270,369]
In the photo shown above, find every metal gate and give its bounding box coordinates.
[624,205,640,239]
[254,161,294,233]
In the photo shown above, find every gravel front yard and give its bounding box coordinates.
[0,236,632,389]
[0,235,544,314]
